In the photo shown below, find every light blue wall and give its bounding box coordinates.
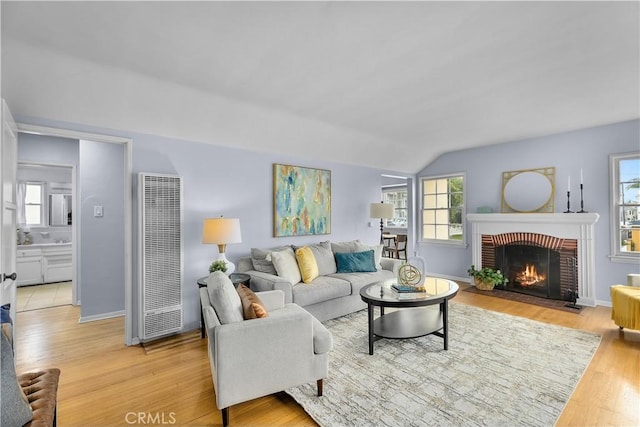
[79,140,126,318]
[15,116,392,339]
[417,119,640,304]
[131,134,386,334]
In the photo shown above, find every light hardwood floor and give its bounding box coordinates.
[15,285,640,426]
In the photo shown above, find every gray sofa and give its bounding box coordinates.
[237,240,403,322]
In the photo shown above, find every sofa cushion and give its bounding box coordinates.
[271,247,302,284]
[306,241,337,275]
[251,246,290,274]
[295,246,319,284]
[335,250,377,273]
[1,325,33,427]
[292,276,351,306]
[206,271,244,324]
[236,284,269,319]
[329,269,395,294]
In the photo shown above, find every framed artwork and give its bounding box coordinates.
[273,163,331,237]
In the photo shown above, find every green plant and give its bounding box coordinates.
[467,265,507,288]
[209,260,228,273]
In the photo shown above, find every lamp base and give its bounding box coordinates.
[217,253,236,275]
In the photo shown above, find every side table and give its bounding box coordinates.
[197,273,251,338]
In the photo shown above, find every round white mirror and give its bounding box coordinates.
[503,171,553,212]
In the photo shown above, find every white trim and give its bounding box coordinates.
[79,310,125,323]
[17,123,134,345]
[420,172,467,246]
[609,151,640,261]
[467,212,600,307]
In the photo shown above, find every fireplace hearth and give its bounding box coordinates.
[467,213,599,307]
[482,233,577,302]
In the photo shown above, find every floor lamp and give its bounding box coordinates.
[202,217,242,275]
[369,202,394,244]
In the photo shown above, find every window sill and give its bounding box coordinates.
[609,254,640,263]
[420,239,467,248]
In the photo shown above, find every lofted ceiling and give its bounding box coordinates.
[2,1,638,173]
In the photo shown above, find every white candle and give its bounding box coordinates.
[568,176,571,192]
[580,168,583,184]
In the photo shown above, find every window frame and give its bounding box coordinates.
[382,186,407,229]
[420,172,466,247]
[609,151,640,262]
[24,181,45,227]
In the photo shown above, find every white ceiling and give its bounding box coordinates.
[2,1,638,173]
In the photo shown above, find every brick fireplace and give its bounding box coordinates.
[467,213,599,306]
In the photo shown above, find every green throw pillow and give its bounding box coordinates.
[335,250,377,273]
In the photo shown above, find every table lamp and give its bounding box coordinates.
[369,202,394,244]
[202,217,242,275]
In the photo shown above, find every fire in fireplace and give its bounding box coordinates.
[515,263,546,287]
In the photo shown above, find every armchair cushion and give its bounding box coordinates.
[206,272,243,324]
[236,284,269,319]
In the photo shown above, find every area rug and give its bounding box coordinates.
[286,303,601,427]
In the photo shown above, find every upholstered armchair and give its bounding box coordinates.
[611,273,640,331]
[200,272,333,426]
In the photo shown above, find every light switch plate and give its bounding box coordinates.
[94,206,104,217]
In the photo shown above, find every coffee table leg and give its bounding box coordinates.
[368,303,374,355]
[442,300,448,350]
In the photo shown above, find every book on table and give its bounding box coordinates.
[391,284,427,293]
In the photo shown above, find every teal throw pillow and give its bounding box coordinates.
[335,250,377,273]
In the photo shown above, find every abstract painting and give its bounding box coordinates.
[273,164,331,237]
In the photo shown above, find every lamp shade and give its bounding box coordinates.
[369,203,394,219]
[202,217,242,245]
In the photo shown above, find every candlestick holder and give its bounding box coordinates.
[563,190,573,213]
[577,183,588,213]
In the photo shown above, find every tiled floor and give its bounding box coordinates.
[16,282,72,312]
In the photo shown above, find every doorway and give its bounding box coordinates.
[16,162,76,312]
[16,124,133,345]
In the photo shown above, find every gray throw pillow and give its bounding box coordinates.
[330,240,363,255]
[295,241,337,276]
[270,247,302,284]
[206,271,244,324]
[251,246,290,274]
[1,330,33,426]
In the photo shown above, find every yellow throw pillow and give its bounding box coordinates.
[295,246,319,284]
[236,284,269,319]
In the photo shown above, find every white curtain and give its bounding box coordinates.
[16,181,26,226]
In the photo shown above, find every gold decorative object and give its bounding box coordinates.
[398,263,422,286]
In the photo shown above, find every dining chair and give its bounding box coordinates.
[388,234,407,260]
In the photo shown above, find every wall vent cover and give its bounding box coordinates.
[138,173,183,340]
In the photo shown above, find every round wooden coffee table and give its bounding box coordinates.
[359,277,459,355]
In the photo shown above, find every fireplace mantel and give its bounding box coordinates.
[467,213,599,306]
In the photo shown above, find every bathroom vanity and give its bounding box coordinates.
[16,242,72,286]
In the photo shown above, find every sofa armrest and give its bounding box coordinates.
[381,257,403,276]
[244,270,294,303]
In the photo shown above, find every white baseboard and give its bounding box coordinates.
[79,310,125,323]
[595,299,612,308]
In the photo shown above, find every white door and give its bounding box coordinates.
[1,99,18,337]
